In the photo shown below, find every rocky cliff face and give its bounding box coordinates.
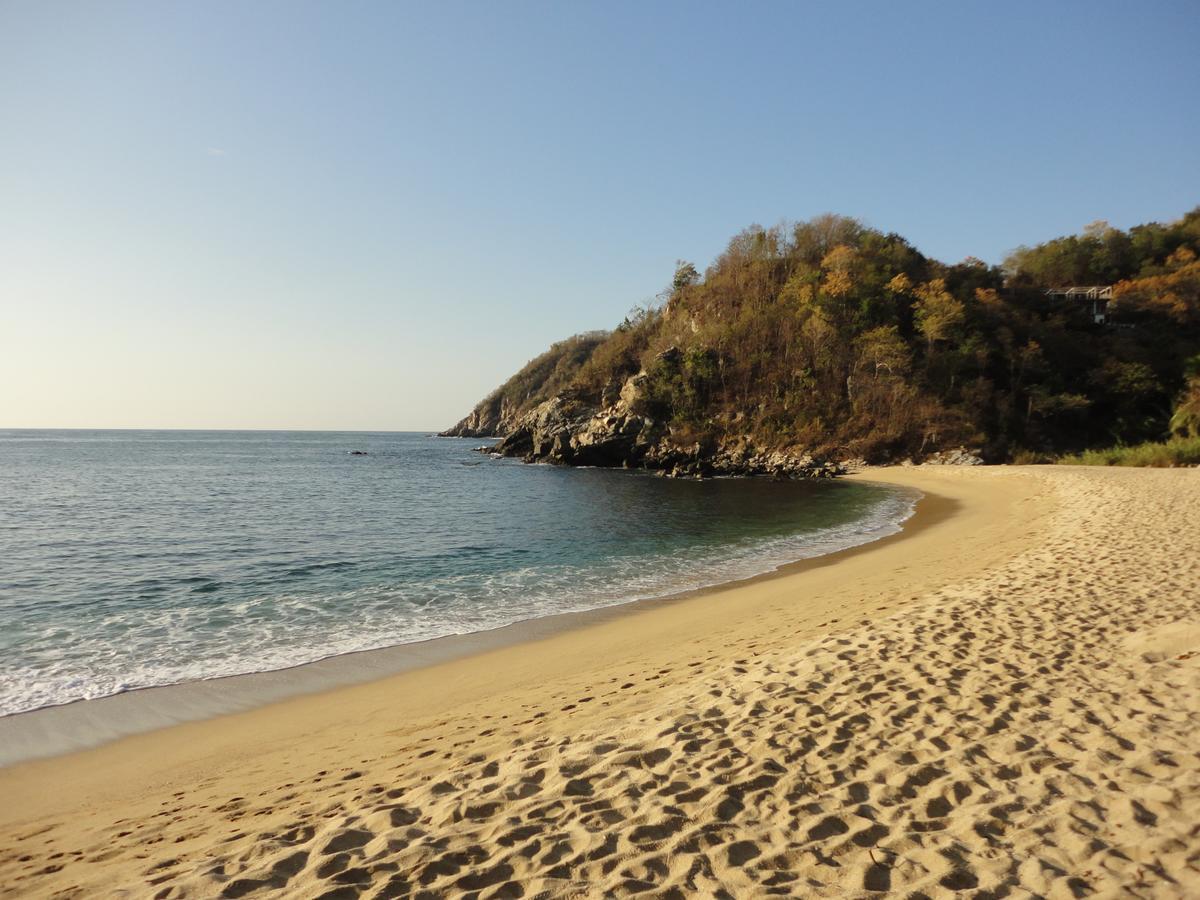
[488,373,842,479]
[440,394,520,438]
[439,333,608,438]
[448,335,988,477]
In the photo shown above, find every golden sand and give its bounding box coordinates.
[1,466,1197,898]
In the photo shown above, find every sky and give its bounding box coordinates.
[1,1,1197,431]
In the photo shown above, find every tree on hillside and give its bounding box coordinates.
[461,207,1200,463]
[913,279,965,351]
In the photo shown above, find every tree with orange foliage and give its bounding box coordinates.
[1113,247,1200,326]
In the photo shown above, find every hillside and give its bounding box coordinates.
[440,332,608,437]
[447,210,1200,475]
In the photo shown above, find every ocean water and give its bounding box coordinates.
[0,430,916,718]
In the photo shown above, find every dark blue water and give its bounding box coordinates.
[0,430,915,716]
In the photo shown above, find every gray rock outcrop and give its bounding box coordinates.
[922,447,985,466]
[440,394,520,438]
[487,375,840,479]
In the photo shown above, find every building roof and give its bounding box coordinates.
[1045,286,1113,299]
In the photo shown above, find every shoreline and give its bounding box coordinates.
[3,466,1197,898]
[0,479,927,767]
[0,467,1034,820]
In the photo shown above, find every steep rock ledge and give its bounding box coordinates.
[487,375,842,479]
[440,395,520,438]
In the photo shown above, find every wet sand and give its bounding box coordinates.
[1,466,1197,898]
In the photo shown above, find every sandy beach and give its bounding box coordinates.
[1,465,1197,898]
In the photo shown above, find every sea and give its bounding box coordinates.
[0,430,917,719]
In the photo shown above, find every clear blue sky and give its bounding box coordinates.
[2,1,1197,430]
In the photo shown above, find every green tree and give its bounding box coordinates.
[913,279,965,351]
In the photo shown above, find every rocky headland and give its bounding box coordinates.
[443,211,1200,474]
[483,376,843,478]
[448,345,987,478]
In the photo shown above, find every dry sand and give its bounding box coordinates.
[1,466,1197,898]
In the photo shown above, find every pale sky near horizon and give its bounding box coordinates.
[2,1,1197,431]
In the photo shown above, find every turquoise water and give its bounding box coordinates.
[0,430,915,717]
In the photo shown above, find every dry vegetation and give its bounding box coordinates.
[460,209,1200,463]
